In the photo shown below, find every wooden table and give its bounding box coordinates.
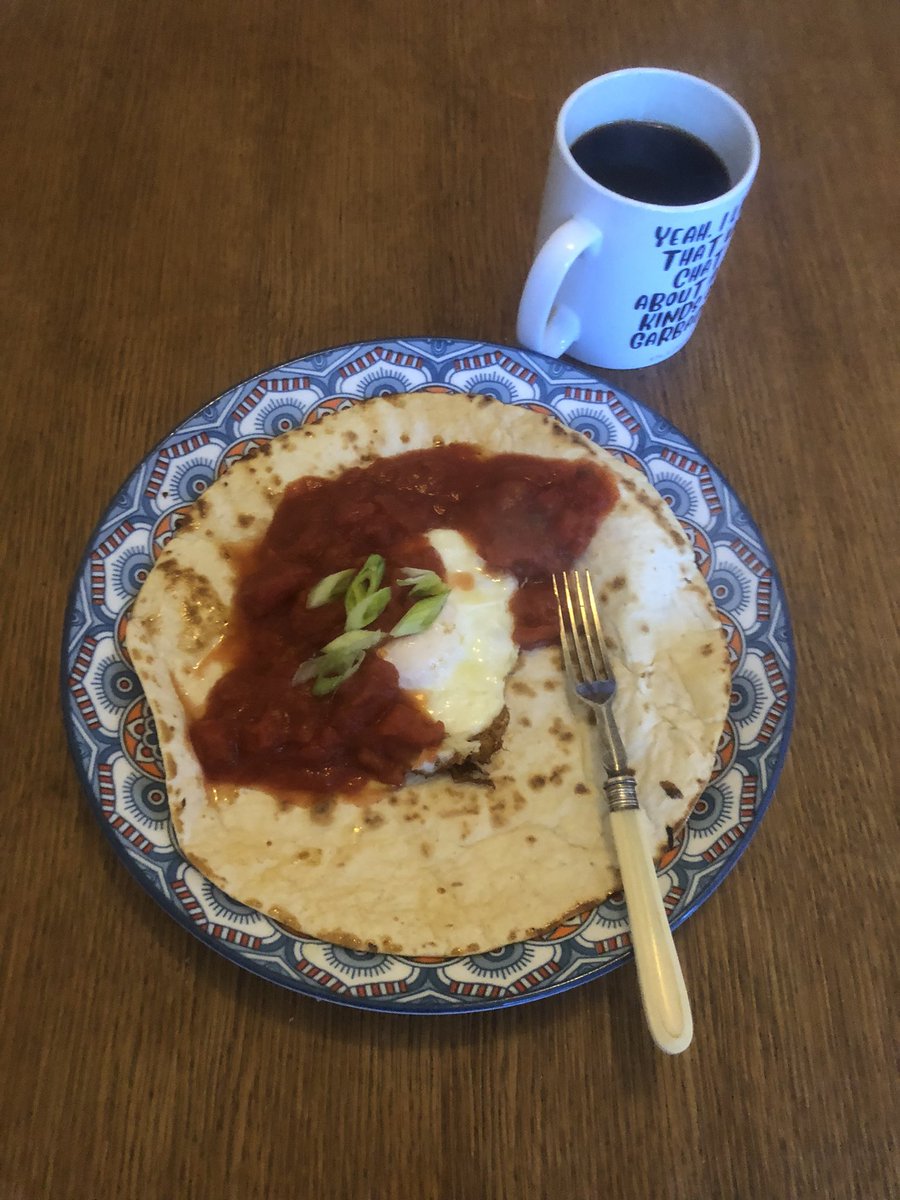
[2,1,896,1196]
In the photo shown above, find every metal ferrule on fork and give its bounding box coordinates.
[604,772,640,813]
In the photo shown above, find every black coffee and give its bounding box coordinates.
[570,120,731,206]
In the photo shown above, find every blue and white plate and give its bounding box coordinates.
[61,337,794,1013]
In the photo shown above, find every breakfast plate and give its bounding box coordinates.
[61,336,794,1012]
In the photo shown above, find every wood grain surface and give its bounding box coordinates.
[1,0,897,1197]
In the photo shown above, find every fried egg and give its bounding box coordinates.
[380,528,518,763]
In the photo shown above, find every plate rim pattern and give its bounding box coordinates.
[60,335,795,1014]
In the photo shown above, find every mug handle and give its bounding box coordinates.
[516,216,602,358]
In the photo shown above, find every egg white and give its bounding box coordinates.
[380,528,519,762]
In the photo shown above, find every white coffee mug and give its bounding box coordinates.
[517,68,760,369]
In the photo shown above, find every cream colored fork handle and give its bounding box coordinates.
[610,807,693,1054]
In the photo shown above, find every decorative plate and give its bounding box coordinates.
[61,337,794,1013]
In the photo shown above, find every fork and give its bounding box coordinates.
[553,570,693,1054]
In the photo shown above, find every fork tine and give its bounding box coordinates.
[560,572,593,683]
[552,573,579,682]
[574,569,611,681]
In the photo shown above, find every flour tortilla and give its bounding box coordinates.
[129,393,729,955]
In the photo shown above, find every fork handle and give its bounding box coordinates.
[610,805,693,1054]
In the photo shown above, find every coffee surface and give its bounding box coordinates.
[570,120,731,205]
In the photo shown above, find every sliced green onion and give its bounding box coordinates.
[397,568,447,599]
[390,591,449,637]
[323,628,385,655]
[311,651,366,695]
[292,651,344,689]
[344,554,385,618]
[345,587,391,631]
[306,568,355,608]
[295,552,452,697]
[291,658,320,685]
[292,631,383,690]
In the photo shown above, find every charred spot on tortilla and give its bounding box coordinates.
[441,795,480,818]
[488,801,509,828]
[550,718,574,744]
[310,799,335,824]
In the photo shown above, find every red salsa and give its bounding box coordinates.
[190,443,618,796]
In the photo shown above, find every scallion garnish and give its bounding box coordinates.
[323,629,386,655]
[293,553,450,692]
[345,586,391,631]
[293,630,385,695]
[344,554,386,618]
[306,568,356,609]
[290,658,320,685]
[390,591,449,637]
[397,568,447,599]
[311,652,367,695]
